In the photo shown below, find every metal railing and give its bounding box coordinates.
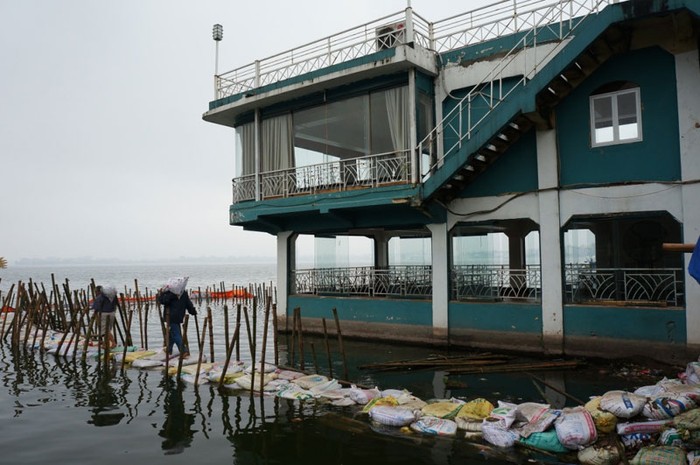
[292,266,432,299]
[233,150,410,202]
[215,1,625,100]
[419,0,618,179]
[452,264,542,301]
[564,265,685,307]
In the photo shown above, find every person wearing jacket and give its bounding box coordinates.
[158,288,197,358]
[92,285,117,349]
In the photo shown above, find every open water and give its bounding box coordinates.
[0,263,679,465]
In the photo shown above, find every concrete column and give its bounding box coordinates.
[676,50,700,348]
[277,231,294,320]
[536,129,564,354]
[428,222,449,340]
[374,232,389,269]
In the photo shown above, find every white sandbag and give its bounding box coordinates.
[481,417,518,448]
[309,379,342,396]
[642,394,696,420]
[244,362,277,374]
[381,389,408,398]
[410,417,458,436]
[396,392,427,410]
[100,284,117,301]
[488,401,518,428]
[659,429,684,447]
[292,374,329,390]
[332,397,357,407]
[600,390,646,418]
[515,402,559,438]
[276,383,315,401]
[368,405,417,427]
[235,373,275,391]
[276,369,305,381]
[621,433,655,450]
[554,407,597,450]
[164,277,189,297]
[688,450,700,465]
[348,387,381,405]
[686,362,700,385]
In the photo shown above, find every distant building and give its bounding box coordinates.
[204,0,700,360]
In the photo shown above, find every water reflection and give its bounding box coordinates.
[88,375,125,427]
[159,378,196,454]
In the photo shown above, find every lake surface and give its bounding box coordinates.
[0,263,679,465]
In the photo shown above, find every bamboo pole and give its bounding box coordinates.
[259,297,270,393]
[322,317,333,378]
[271,302,279,366]
[296,307,305,371]
[235,304,241,361]
[207,307,214,363]
[662,243,695,253]
[332,308,348,381]
[218,322,241,389]
[194,314,208,386]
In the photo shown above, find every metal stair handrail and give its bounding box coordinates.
[418,0,623,181]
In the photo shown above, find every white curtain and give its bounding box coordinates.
[262,114,294,172]
[385,87,410,153]
[236,122,256,176]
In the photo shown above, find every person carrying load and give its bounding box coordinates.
[92,284,118,349]
[158,277,197,358]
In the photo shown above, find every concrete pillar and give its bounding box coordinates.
[428,222,449,340]
[277,231,294,320]
[676,50,700,348]
[374,232,389,269]
[536,129,564,354]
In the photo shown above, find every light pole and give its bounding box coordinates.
[213,24,223,99]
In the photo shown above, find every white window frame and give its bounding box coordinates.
[589,87,642,147]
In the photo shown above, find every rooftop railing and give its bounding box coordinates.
[214,1,625,101]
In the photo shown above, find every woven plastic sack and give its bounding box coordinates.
[488,401,518,428]
[585,397,618,434]
[362,396,398,413]
[554,407,597,450]
[642,394,696,420]
[395,392,427,410]
[292,374,329,390]
[515,402,559,438]
[688,450,700,465]
[235,373,275,391]
[673,408,700,431]
[348,387,381,405]
[685,363,700,385]
[617,420,670,435]
[631,446,687,465]
[368,405,416,427]
[455,398,494,420]
[421,401,463,419]
[519,431,569,454]
[481,417,518,448]
[600,390,646,418]
[578,442,622,465]
[276,383,314,401]
[621,433,654,450]
[659,429,684,447]
[164,277,189,297]
[100,284,117,301]
[410,417,458,436]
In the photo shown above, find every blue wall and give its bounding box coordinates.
[557,46,681,186]
[564,305,686,343]
[449,301,542,333]
[288,296,432,326]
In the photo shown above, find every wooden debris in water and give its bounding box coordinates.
[358,353,513,372]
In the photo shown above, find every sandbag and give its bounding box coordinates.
[421,401,463,419]
[348,387,381,405]
[519,430,568,454]
[515,402,559,438]
[600,390,646,418]
[673,409,700,431]
[585,397,618,434]
[630,446,687,465]
[100,284,117,301]
[368,405,416,427]
[276,383,314,401]
[621,433,655,451]
[164,277,188,297]
[455,398,494,420]
[292,374,329,390]
[642,394,696,420]
[410,417,458,436]
[554,407,597,450]
[235,373,275,391]
[488,401,518,428]
[481,417,518,448]
[617,420,670,435]
[659,429,684,447]
[577,441,622,465]
[362,396,398,413]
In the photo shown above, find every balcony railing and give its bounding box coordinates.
[291,264,684,307]
[452,264,542,302]
[292,266,432,299]
[233,150,411,203]
[564,265,685,307]
[215,1,625,100]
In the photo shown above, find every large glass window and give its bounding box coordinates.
[590,84,642,147]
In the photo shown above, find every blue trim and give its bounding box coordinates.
[564,305,686,343]
[448,301,542,333]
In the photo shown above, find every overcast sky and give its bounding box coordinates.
[0,0,491,264]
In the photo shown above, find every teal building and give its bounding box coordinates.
[204,0,700,360]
